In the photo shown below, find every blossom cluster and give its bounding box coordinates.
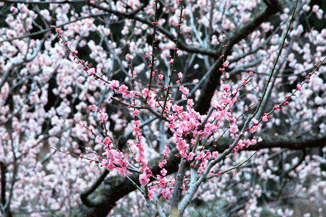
[1,0,326,216]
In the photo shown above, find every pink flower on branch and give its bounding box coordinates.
[103,137,111,145]
[88,68,95,76]
[108,80,119,90]
[161,168,167,176]
[55,28,63,34]
[297,83,302,91]
[161,187,173,200]
[179,85,189,95]
[261,114,268,122]
[98,112,108,121]
[133,109,140,116]
[212,151,219,159]
[139,173,150,186]
[230,124,238,133]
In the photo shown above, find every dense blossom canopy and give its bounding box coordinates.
[1,0,326,216]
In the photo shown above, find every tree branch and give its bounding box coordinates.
[195,0,283,115]
[73,133,326,216]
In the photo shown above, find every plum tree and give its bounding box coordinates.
[1,0,326,216]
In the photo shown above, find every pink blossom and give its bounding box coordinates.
[312,5,319,13]
[179,85,189,95]
[222,83,230,92]
[88,68,95,76]
[161,188,172,200]
[251,138,257,145]
[162,146,170,158]
[118,168,127,177]
[55,28,63,34]
[103,137,111,145]
[297,83,302,91]
[195,152,205,161]
[187,152,195,161]
[98,112,108,121]
[88,105,98,111]
[159,161,165,168]
[244,139,250,148]
[102,159,108,167]
[230,124,238,133]
[273,105,280,110]
[125,53,133,60]
[161,168,167,176]
[261,115,268,122]
[107,163,115,170]
[197,166,206,174]
[109,80,119,89]
[118,85,128,96]
[251,125,260,133]
[142,88,149,97]
[133,109,140,116]
[157,176,168,188]
[212,151,219,159]
[148,190,155,199]
[187,99,194,108]
[303,4,310,11]
[139,173,149,186]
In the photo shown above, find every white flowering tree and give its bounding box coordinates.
[1,0,326,216]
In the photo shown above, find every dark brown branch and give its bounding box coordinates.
[281,149,306,179]
[0,162,11,217]
[80,169,110,207]
[171,158,186,210]
[243,135,326,151]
